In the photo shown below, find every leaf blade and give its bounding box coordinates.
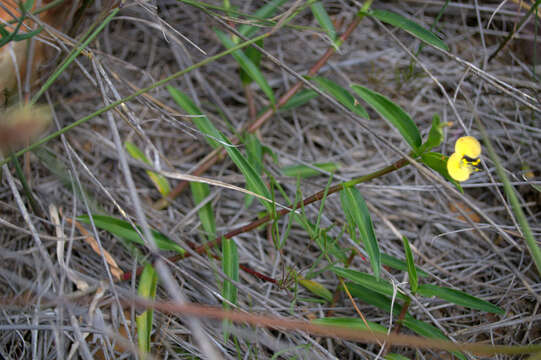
[417,284,504,314]
[351,84,421,150]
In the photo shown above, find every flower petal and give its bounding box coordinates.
[455,136,481,158]
[447,152,471,182]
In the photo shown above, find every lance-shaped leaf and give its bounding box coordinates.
[190,182,216,242]
[312,317,387,333]
[298,276,333,302]
[281,162,339,178]
[77,214,185,254]
[351,84,421,150]
[313,77,369,119]
[367,9,449,51]
[238,0,289,38]
[340,186,380,278]
[401,236,418,294]
[215,29,275,105]
[417,284,505,314]
[311,2,337,43]
[332,267,407,301]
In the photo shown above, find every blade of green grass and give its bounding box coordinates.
[351,84,421,150]
[279,89,319,111]
[77,214,185,254]
[367,9,449,51]
[222,237,239,342]
[190,182,216,242]
[479,120,541,277]
[417,284,504,314]
[340,186,381,278]
[238,0,289,38]
[381,253,428,278]
[136,264,158,357]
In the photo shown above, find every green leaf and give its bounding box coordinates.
[368,9,449,51]
[420,152,462,191]
[401,318,467,360]
[312,317,387,333]
[168,88,273,213]
[222,237,239,342]
[332,267,407,301]
[222,137,274,213]
[351,84,421,150]
[239,39,263,85]
[381,253,428,278]
[190,182,216,242]
[340,187,380,278]
[215,29,275,105]
[417,284,504,314]
[279,89,319,111]
[243,133,264,208]
[401,236,418,293]
[420,114,448,153]
[311,2,337,42]
[385,354,411,360]
[238,0,289,38]
[136,264,158,356]
[313,77,369,119]
[281,162,339,178]
[167,86,223,149]
[125,141,171,197]
[298,276,333,302]
[77,214,185,254]
[347,283,467,360]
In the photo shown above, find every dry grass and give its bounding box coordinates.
[1,0,540,359]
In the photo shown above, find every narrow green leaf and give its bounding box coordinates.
[347,283,466,360]
[421,152,462,191]
[401,318,467,360]
[385,354,411,360]
[239,39,263,85]
[167,86,223,149]
[311,2,337,42]
[351,84,421,150]
[243,133,264,208]
[298,276,333,302]
[190,182,216,242]
[215,29,275,105]
[332,267,407,301]
[77,214,185,254]
[480,122,541,277]
[381,253,428,278]
[238,0,289,38]
[167,88,273,212]
[222,237,239,342]
[401,236,418,293]
[368,9,449,51]
[340,187,381,278]
[136,264,157,356]
[125,141,171,197]
[279,89,319,111]
[312,317,387,333]
[313,77,369,119]
[417,284,504,314]
[222,137,274,213]
[281,162,339,178]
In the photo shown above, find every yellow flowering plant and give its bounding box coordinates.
[446,136,482,182]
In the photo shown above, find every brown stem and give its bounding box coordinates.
[125,157,410,281]
[381,298,412,357]
[153,15,363,210]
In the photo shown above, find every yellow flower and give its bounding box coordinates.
[454,136,481,158]
[447,136,481,182]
